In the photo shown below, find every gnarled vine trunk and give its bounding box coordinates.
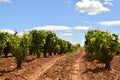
[105,55,113,70]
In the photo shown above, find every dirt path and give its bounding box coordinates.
[27,56,64,80]
[72,59,80,80]
[36,47,87,80]
[71,48,87,80]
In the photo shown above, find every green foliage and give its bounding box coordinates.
[0,29,79,68]
[11,32,30,68]
[29,30,46,58]
[29,30,77,57]
[44,31,58,56]
[74,44,81,50]
[54,44,60,54]
[0,32,12,57]
[85,29,119,70]
[58,39,72,54]
[0,32,6,55]
[116,35,120,55]
[58,39,66,54]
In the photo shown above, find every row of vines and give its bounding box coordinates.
[0,30,80,69]
[85,29,120,70]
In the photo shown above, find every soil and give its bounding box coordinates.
[0,48,120,80]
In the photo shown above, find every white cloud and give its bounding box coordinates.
[76,0,110,15]
[0,29,15,34]
[34,25,72,31]
[74,26,90,30]
[66,30,73,32]
[104,0,113,6]
[104,1,112,6]
[61,33,73,36]
[34,25,90,31]
[0,0,12,3]
[99,20,120,26]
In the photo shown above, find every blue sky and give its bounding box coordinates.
[0,0,120,46]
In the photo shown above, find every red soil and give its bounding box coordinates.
[0,48,120,80]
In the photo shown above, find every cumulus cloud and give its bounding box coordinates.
[0,0,12,3]
[104,0,113,6]
[0,29,15,34]
[76,0,110,15]
[34,25,72,31]
[61,33,73,36]
[74,26,90,30]
[98,20,120,26]
[34,25,90,31]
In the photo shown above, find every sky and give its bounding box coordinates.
[0,0,120,46]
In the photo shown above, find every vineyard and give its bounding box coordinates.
[0,29,120,80]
